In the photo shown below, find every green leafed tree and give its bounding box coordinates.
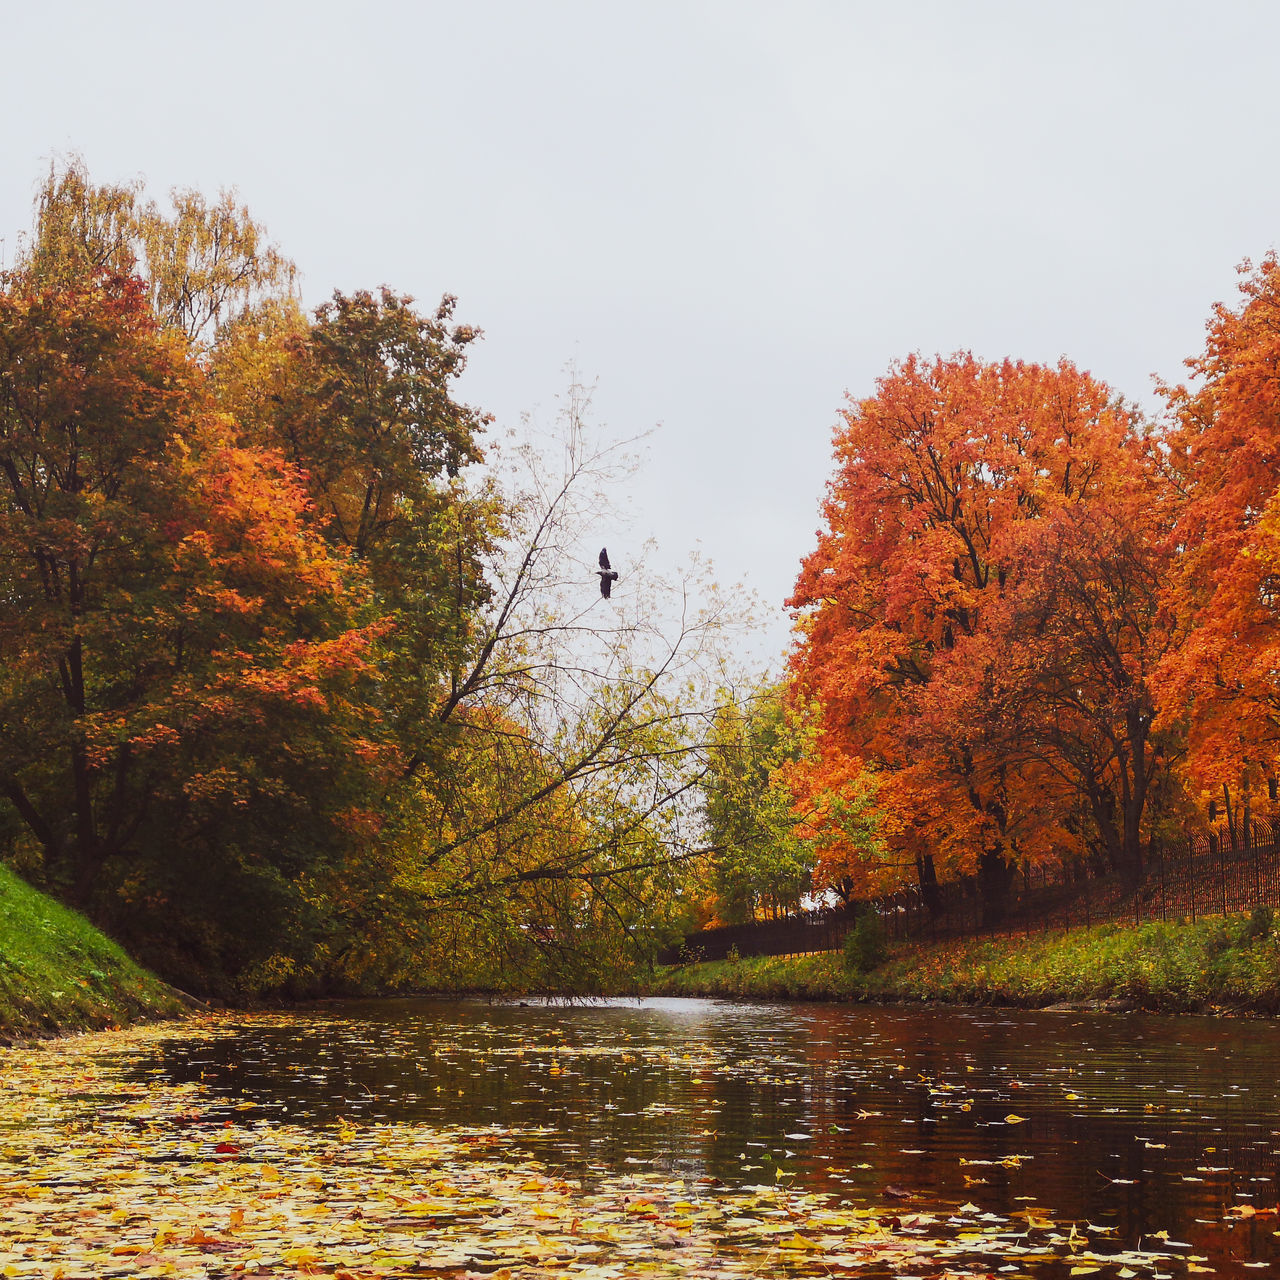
[702,682,816,923]
[213,283,496,759]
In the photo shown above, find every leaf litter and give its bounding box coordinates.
[0,1015,1238,1279]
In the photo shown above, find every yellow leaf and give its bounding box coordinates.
[778,1234,822,1251]
[1004,1114,1028,1124]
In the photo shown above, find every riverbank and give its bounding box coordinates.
[647,909,1280,1014]
[0,864,191,1039]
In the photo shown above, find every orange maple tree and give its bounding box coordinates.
[788,353,1171,919]
[1159,253,1280,819]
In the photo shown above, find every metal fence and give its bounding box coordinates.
[661,815,1280,964]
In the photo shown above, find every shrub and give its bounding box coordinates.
[1243,904,1274,942]
[842,909,888,974]
[1204,921,1233,959]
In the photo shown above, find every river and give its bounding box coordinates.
[141,997,1280,1276]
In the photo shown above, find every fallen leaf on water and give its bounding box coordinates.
[778,1233,822,1250]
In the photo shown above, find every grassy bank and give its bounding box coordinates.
[648,909,1280,1014]
[0,864,191,1038]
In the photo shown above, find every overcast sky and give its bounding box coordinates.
[4,1,1279,664]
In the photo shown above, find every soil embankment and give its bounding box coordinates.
[0,865,190,1039]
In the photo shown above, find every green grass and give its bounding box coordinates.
[647,909,1280,1014]
[0,864,190,1038]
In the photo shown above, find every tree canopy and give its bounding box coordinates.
[0,163,729,995]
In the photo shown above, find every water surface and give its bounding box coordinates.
[143,998,1280,1275]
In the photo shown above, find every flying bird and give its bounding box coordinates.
[597,547,620,598]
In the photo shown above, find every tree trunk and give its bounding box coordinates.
[915,852,941,914]
[1223,783,1239,852]
[977,846,1013,928]
[1086,782,1126,877]
[1117,707,1148,886]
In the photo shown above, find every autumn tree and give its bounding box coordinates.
[344,382,738,989]
[789,354,1170,920]
[1159,253,1280,825]
[0,266,382,988]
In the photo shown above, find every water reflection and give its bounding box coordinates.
[140,999,1280,1275]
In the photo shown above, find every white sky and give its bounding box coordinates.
[4,1,1279,664]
